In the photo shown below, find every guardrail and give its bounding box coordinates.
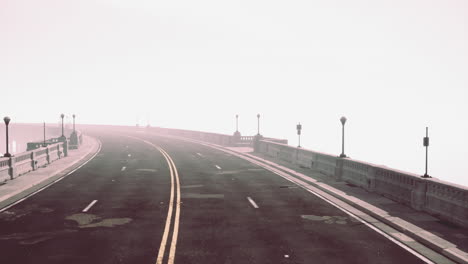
[0,141,66,184]
[256,139,468,228]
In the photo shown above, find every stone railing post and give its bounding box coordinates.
[69,131,79,148]
[31,151,37,171]
[411,178,427,211]
[62,141,68,157]
[253,135,264,152]
[46,146,51,164]
[233,131,241,146]
[8,157,16,180]
[293,148,299,165]
[334,158,344,181]
[367,166,376,192]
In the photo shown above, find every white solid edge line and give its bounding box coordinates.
[247,196,259,209]
[121,166,126,171]
[268,167,435,264]
[0,139,102,213]
[159,135,436,264]
[82,200,98,212]
[215,165,222,170]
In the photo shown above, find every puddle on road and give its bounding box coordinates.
[301,215,360,225]
[66,213,132,228]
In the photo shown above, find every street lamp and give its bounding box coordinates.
[3,116,11,157]
[339,116,347,158]
[60,113,65,140]
[235,114,239,132]
[257,114,261,135]
[72,114,76,132]
[296,123,302,148]
[422,127,431,178]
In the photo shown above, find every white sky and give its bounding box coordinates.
[1,0,467,186]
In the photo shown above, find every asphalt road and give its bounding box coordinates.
[0,130,433,263]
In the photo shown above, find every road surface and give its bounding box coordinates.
[0,130,448,263]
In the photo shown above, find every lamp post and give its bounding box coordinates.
[422,127,431,178]
[3,116,11,157]
[59,113,65,141]
[339,116,347,158]
[296,123,302,148]
[72,114,76,132]
[257,114,261,135]
[235,114,239,132]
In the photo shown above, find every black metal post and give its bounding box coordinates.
[422,127,431,178]
[3,116,11,157]
[257,114,260,135]
[340,116,347,158]
[61,114,64,137]
[297,123,302,148]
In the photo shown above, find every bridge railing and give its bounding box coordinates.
[0,141,66,184]
[256,139,468,228]
[149,127,288,147]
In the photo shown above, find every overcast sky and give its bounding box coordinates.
[1,0,467,186]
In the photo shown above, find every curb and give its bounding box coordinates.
[156,134,467,264]
[242,152,468,264]
[0,136,102,212]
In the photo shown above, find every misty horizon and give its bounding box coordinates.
[1,0,467,186]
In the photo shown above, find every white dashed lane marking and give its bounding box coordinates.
[247,197,259,209]
[82,200,98,213]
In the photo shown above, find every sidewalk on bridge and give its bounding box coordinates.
[226,147,468,264]
[0,135,100,210]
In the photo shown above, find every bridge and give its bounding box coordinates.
[0,124,467,264]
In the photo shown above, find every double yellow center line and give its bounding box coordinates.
[154,145,181,264]
[125,136,181,264]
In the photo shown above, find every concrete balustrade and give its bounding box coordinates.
[425,179,468,227]
[150,127,236,146]
[149,127,289,149]
[0,158,10,183]
[256,139,468,228]
[146,126,468,227]
[0,141,66,183]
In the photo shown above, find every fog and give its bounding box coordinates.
[1,0,467,186]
